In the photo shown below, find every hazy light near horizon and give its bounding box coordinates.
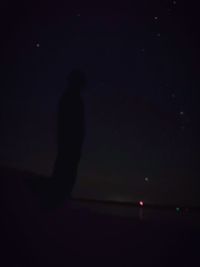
[139,201,144,206]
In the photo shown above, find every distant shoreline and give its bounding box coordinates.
[1,164,200,212]
[72,197,200,213]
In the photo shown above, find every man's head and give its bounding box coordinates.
[67,69,87,91]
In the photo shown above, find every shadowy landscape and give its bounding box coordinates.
[1,165,200,266]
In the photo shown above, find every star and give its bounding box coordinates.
[77,13,81,17]
[36,43,40,48]
[180,111,184,116]
[157,33,161,37]
[173,1,177,5]
[154,16,158,20]
[144,177,149,182]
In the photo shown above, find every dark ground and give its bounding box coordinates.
[1,166,200,267]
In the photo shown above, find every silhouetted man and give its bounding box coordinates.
[52,69,86,201]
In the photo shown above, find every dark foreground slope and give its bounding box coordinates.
[1,166,200,267]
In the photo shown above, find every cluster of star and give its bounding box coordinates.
[150,1,188,132]
[152,1,177,38]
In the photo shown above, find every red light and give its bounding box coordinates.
[139,201,144,206]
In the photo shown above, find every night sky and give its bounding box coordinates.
[1,0,200,206]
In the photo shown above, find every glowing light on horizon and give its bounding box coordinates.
[139,201,144,206]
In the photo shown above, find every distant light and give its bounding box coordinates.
[176,207,180,212]
[157,33,161,37]
[36,43,40,48]
[154,16,158,20]
[173,1,177,5]
[145,177,149,182]
[180,111,184,116]
[77,13,81,17]
[139,201,144,206]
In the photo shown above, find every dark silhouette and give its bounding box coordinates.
[52,69,86,204]
[23,69,86,209]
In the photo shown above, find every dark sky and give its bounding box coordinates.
[1,0,200,206]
